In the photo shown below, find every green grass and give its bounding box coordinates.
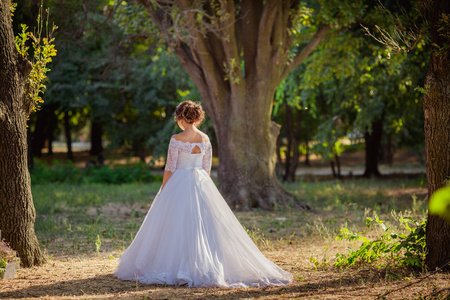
[32,177,428,265]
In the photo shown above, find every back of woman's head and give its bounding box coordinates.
[174,101,205,125]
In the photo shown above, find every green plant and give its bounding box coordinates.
[0,259,7,277]
[13,2,57,113]
[30,160,161,185]
[334,211,427,269]
[0,239,16,278]
[95,235,102,253]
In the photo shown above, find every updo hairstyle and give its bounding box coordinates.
[174,101,205,126]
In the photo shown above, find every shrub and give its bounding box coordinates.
[31,160,161,185]
[334,211,427,270]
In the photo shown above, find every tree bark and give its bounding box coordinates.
[90,121,103,156]
[424,0,450,271]
[363,117,383,177]
[0,0,44,267]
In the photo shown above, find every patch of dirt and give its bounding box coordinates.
[85,202,150,221]
[1,244,449,300]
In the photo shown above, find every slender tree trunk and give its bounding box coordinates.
[424,0,450,271]
[304,143,311,166]
[287,108,303,182]
[64,111,73,161]
[0,0,44,267]
[90,121,103,156]
[334,153,341,179]
[46,105,57,155]
[363,117,383,177]
[283,100,293,182]
[31,109,50,156]
[330,160,337,178]
[275,135,283,179]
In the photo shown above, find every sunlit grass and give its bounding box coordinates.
[32,177,428,262]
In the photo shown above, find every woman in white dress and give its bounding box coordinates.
[114,101,293,287]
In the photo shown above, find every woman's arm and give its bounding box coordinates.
[162,137,178,191]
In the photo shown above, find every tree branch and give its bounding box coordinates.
[218,0,243,86]
[240,0,262,80]
[281,24,330,80]
[256,0,278,65]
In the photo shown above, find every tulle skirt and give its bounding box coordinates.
[114,168,293,287]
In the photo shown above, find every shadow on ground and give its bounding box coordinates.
[0,272,389,299]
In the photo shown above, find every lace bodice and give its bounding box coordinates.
[164,137,212,173]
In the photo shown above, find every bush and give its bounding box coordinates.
[31,160,161,185]
[334,211,427,270]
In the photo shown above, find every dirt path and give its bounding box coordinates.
[1,248,449,300]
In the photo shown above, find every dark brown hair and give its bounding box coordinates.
[174,101,205,125]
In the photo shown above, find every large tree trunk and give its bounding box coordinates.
[139,0,329,210]
[424,0,450,271]
[0,0,44,267]
[90,121,103,156]
[216,99,305,210]
[363,117,383,177]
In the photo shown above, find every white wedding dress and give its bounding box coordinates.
[114,136,293,287]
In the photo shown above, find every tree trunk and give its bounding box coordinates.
[283,100,293,182]
[287,108,303,182]
[64,111,73,161]
[304,143,311,167]
[31,110,49,156]
[0,0,44,267]
[330,160,337,178]
[424,0,450,271]
[275,135,283,179]
[334,153,341,179]
[363,117,383,177]
[90,121,103,156]
[138,0,329,210]
[46,105,57,155]
[215,91,308,211]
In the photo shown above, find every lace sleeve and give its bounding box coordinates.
[202,141,212,173]
[164,138,178,172]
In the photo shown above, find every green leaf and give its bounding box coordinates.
[428,186,450,222]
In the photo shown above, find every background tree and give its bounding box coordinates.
[422,0,450,270]
[132,0,364,210]
[0,0,56,267]
[361,0,450,269]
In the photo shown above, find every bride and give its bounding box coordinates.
[114,101,293,287]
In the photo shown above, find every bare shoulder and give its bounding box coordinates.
[197,131,210,143]
[172,133,182,140]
